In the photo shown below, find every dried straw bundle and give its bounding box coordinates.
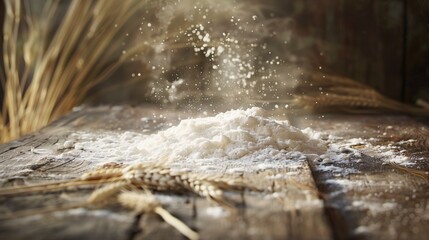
[0,0,151,143]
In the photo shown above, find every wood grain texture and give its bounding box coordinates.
[296,114,429,240]
[0,105,333,240]
[1,106,428,239]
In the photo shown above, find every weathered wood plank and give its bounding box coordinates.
[296,114,429,240]
[189,164,333,240]
[0,105,333,240]
[2,105,428,239]
[0,207,135,240]
[0,107,140,240]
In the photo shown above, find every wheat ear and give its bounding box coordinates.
[0,164,246,208]
[80,168,124,181]
[123,164,242,207]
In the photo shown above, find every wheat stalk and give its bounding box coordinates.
[86,182,130,205]
[293,94,382,109]
[118,191,199,240]
[0,163,245,238]
[0,163,246,207]
[0,182,199,240]
[122,164,243,207]
[260,72,429,117]
[306,73,369,89]
[0,0,150,143]
[292,91,429,117]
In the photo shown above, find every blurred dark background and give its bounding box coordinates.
[0,0,428,104]
[277,0,429,103]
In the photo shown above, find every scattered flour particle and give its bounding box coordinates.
[63,140,75,149]
[205,206,229,218]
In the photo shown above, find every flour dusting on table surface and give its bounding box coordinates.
[40,107,414,175]
[52,107,326,173]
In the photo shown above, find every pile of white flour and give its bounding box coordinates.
[135,107,326,163]
[58,108,327,173]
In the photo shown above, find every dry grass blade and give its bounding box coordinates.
[118,191,199,240]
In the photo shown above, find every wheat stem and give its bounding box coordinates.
[0,0,153,143]
[118,191,199,240]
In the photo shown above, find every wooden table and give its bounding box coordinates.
[0,105,428,240]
